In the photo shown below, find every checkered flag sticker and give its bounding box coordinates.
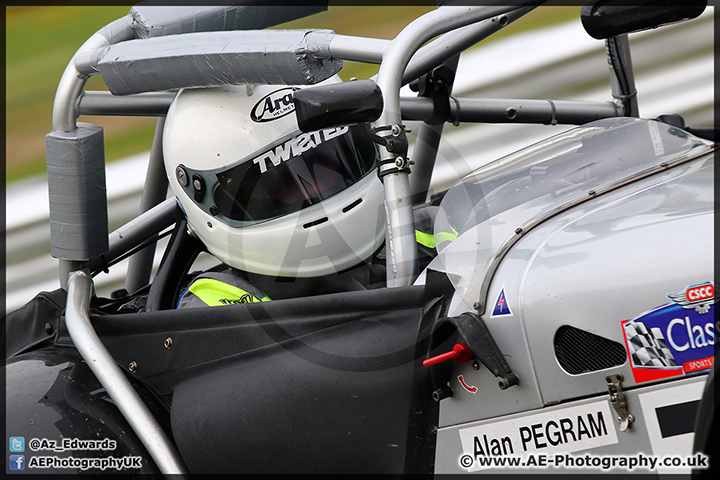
[623,319,678,368]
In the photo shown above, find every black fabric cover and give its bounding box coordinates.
[172,291,433,473]
[71,285,444,474]
[3,289,66,360]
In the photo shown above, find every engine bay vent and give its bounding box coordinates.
[554,325,627,375]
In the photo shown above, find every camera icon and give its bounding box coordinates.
[9,437,25,453]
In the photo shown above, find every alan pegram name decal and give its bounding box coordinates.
[458,400,618,472]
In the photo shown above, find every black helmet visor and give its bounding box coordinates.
[211,125,378,224]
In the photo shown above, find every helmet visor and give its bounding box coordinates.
[212,125,379,224]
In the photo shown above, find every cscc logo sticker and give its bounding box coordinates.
[621,281,715,384]
[668,281,714,314]
[250,87,295,122]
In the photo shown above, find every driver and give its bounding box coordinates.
[161,77,439,308]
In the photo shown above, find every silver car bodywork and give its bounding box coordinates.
[425,118,713,473]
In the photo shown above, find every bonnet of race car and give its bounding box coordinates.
[433,117,712,310]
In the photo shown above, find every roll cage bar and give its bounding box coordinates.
[49,1,636,292]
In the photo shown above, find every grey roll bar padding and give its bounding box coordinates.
[63,6,329,126]
[94,29,342,96]
[65,270,189,476]
[73,6,329,76]
[52,16,134,286]
[46,123,109,262]
[129,4,328,39]
[52,4,329,280]
[374,4,529,287]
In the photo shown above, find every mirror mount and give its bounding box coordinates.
[293,79,383,132]
[581,0,707,40]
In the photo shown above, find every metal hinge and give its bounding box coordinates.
[606,373,634,431]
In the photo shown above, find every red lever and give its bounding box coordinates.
[423,342,473,367]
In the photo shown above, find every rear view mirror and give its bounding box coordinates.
[581,0,706,39]
[293,79,383,132]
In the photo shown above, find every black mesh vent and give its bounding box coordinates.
[554,325,627,375]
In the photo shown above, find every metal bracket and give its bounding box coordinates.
[606,373,634,431]
[359,123,411,178]
[409,64,455,125]
[428,312,519,394]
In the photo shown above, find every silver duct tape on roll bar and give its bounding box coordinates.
[128,4,328,39]
[46,122,109,263]
[94,29,342,96]
[50,15,135,286]
[65,270,189,476]
[51,7,331,285]
[62,5,328,127]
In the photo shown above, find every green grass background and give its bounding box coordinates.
[5,5,578,184]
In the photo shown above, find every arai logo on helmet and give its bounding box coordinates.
[251,88,295,122]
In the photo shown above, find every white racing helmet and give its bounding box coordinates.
[162,78,386,277]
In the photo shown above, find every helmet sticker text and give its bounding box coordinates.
[253,126,349,174]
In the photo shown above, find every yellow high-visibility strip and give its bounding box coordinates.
[188,278,270,306]
[415,229,436,249]
[435,227,459,245]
